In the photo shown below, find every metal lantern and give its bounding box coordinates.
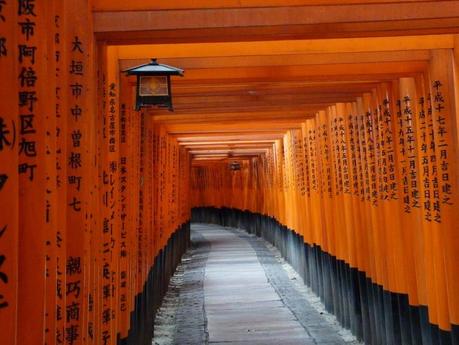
[124,58,184,111]
[229,161,241,171]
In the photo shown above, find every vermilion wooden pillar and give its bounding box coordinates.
[44,1,59,344]
[428,49,459,333]
[53,0,69,343]
[0,1,18,345]
[118,70,133,341]
[65,2,96,345]
[17,0,47,343]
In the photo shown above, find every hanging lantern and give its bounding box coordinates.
[124,58,184,111]
[229,161,241,171]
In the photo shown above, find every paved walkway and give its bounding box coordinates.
[154,224,360,345]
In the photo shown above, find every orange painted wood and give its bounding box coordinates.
[115,36,454,60]
[427,49,459,329]
[64,2,96,345]
[0,1,18,344]
[190,49,459,333]
[52,1,69,344]
[97,42,112,345]
[44,2,60,344]
[3,1,459,341]
[120,50,431,72]
[93,0,434,12]
[16,1,47,343]
[93,4,459,45]
[118,68,133,340]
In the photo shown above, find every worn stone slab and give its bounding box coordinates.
[154,223,361,345]
[200,225,316,345]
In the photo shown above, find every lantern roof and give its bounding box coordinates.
[125,58,184,76]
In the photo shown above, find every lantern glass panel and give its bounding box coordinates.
[139,76,169,96]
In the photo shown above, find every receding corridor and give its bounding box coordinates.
[154,224,359,345]
[2,2,459,345]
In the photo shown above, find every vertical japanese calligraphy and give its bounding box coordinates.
[2,4,459,345]
[191,52,459,342]
[17,0,47,344]
[0,1,18,345]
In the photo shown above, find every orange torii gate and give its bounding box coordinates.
[1,1,459,345]
[191,53,459,344]
[0,2,191,345]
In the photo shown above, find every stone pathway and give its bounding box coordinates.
[154,224,362,345]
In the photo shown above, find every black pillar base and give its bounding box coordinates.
[192,207,459,345]
[118,222,191,345]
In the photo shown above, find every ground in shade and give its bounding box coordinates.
[154,224,362,345]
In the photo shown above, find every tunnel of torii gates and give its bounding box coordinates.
[2,1,459,345]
